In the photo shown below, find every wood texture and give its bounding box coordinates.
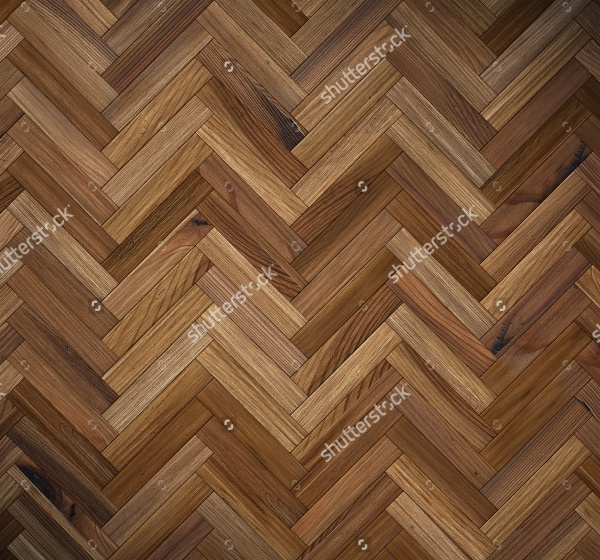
[0,0,599,558]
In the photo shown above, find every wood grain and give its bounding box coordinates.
[0,1,598,558]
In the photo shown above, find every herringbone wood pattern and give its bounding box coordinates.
[0,0,599,558]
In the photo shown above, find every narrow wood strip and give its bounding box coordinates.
[292,210,400,318]
[481,0,553,54]
[197,40,304,150]
[486,474,590,560]
[386,191,496,302]
[8,379,117,487]
[482,22,590,129]
[482,134,590,243]
[103,397,209,507]
[491,274,591,384]
[481,210,590,316]
[387,228,496,336]
[103,249,208,356]
[0,135,22,175]
[197,494,279,560]
[293,172,402,280]
[102,286,211,393]
[199,417,306,525]
[216,0,306,73]
[482,0,589,92]
[103,0,179,54]
[391,343,493,452]
[104,136,212,243]
[103,437,211,545]
[103,21,210,130]
[482,364,590,469]
[8,2,117,110]
[387,154,496,262]
[103,0,210,93]
[292,437,400,544]
[388,416,497,526]
[576,37,600,79]
[103,172,210,281]
[482,248,590,356]
[197,229,306,337]
[197,266,306,375]
[387,306,495,411]
[292,134,402,243]
[293,61,401,168]
[8,266,117,375]
[27,0,117,72]
[9,153,117,262]
[292,22,395,130]
[197,78,306,187]
[387,40,497,150]
[387,116,496,220]
[198,114,307,225]
[293,98,400,205]
[291,322,399,430]
[198,193,306,299]
[103,325,212,433]
[199,154,306,263]
[8,191,117,297]
[197,342,306,451]
[107,474,211,560]
[198,2,305,112]
[388,456,495,560]
[8,417,117,525]
[482,58,591,168]
[402,0,495,71]
[388,5,496,110]
[387,493,470,560]
[8,117,117,224]
[292,249,396,358]
[482,173,590,280]
[198,378,307,488]
[193,313,306,412]
[103,58,210,167]
[103,96,210,204]
[198,456,307,560]
[292,0,400,91]
[102,361,211,468]
[482,436,590,544]
[63,0,116,35]
[10,343,116,451]
[388,77,496,186]
[389,275,495,375]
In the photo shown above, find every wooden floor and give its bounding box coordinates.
[0,0,599,558]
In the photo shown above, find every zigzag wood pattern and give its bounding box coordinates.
[0,0,599,558]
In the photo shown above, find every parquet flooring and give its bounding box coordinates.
[0,0,599,558]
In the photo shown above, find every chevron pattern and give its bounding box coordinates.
[0,0,600,558]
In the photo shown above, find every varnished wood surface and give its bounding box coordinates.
[0,0,599,558]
